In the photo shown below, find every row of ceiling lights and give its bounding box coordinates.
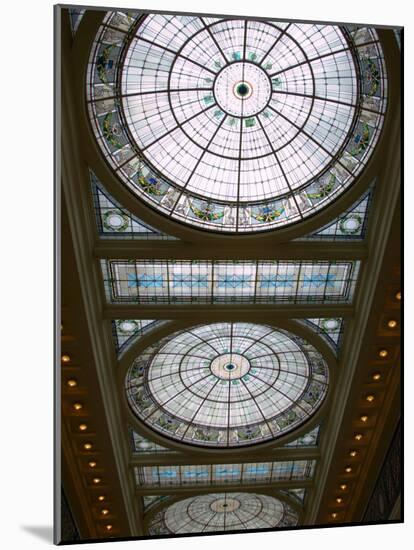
[329,290,401,521]
[62,329,116,536]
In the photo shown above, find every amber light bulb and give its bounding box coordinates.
[378,349,388,358]
[67,379,77,388]
[61,354,71,363]
[73,402,83,411]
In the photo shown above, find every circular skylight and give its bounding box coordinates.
[88,14,387,232]
[148,492,298,535]
[125,323,329,448]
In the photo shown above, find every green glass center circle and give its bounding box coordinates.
[224,363,236,371]
[236,83,249,97]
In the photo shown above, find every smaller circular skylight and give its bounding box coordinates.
[148,492,299,535]
[125,323,329,448]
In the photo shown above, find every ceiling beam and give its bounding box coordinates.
[130,447,320,466]
[103,303,354,320]
[94,241,367,261]
[135,480,313,496]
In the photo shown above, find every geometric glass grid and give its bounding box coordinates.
[91,170,177,240]
[135,460,316,487]
[143,495,168,512]
[87,13,387,233]
[280,488,307,504]
[126,323,329,448]
[112,319,169,355]
[101,259,361,304]
[69,8,85,35]
[296,317,345,354]
[297,187,373,240]
[131,429,174,454]
[284,425,320,448]
[147,493,299,535]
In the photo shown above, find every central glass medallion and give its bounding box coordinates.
[210,352,251,380]
[214,62,272,117]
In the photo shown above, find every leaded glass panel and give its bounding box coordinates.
[284,425,320,447]
[297,317,345,354]
[69,8,85,35]
[131,429,174,454]
[136,460,316,486]
[102,259,360,304]
[91,171,177,240]
[297,187,373,240]
[112,319,170,355]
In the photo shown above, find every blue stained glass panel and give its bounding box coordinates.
[102,260,360,304]
[135,460,316,487]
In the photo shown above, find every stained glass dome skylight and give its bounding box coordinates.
[88,13,387,233]
[125,323,329,448]
[148,492,298,535]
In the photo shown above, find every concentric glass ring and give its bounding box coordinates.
[87,14,387,233]
[125,323,329,448]
[148,492,299,534]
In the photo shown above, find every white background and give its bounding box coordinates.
[0,0,409,548]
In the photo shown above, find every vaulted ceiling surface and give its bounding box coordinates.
[58,6,401,541]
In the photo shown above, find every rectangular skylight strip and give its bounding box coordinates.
[101,260,360,304]
[135,460,316,487]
